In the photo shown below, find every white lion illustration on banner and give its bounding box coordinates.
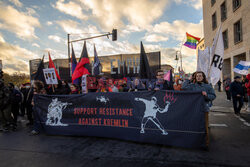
[46,98,71,126]
[135,96,171,135]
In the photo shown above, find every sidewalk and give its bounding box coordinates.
[211,90,249,114]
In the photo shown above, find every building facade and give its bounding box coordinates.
[30,52,161,81]
[202,0,250,79]
[196,38,205,52]
[196,38,205,60]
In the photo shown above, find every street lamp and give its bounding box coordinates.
[175,54,179,61]
[175,51,182,71]
[67,29,117,78]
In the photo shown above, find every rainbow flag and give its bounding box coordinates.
[183,32,200,49]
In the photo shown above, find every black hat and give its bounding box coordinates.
[234,76,241,79]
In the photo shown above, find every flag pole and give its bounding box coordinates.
[67,34,71,80]
[177,35,186,72]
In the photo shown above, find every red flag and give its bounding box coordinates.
[72,58,90,81]
[48,52,61,80]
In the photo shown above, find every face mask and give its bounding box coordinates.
[26,86,30,89]
[178,81,182,84]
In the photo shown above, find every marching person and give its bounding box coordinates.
[70,84,79,94]
[20,83,30,116]
[182,71,216,148]
[107,78,118,92]
[245,74,250,112]
[30,80,47,135]
[8,83,22,130]
[128,77,145,92]
[217,80,222,92]
[223,76,231,101]
[96,78,107,92]
[230,76,244,116]
[241,76,248,111]
[61,80,71,94]
[26,83,34,126]
[0,78,13,132]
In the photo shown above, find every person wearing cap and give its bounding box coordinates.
[230,76,244,115]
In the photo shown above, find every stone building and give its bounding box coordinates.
[202,0,250,79]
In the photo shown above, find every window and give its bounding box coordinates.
[222,30,228,49]
[233,0,241,11]
[211,0,216,6]
[220,1,227,22]
[212,12,217,30]
[234,19,242,44]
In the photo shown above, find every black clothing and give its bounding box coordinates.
[226,90,231,100]
[163,81,174,90]
[149,80,174,90]
[9,88,22,124]
[217,80,221,92]
[26,88,34,124]
[20,87,28,116]
[0,83,13,128]
[230,81,244,98]
[230,81,244,114]
[232,97,243,114]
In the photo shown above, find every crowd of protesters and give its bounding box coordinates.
[1,67,249,138]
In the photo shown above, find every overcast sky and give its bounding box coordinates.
[0,0,203,74]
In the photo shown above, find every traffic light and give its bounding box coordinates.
[112,29,117,41]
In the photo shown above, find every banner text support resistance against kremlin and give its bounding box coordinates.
[74,107,133,127]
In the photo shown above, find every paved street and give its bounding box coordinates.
[1,90,250,167]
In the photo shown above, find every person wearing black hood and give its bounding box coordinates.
[61,80,71,94]
[8,83,22,129]
[230,76,244,115]
[0,77,13,132]
[54,80,70,95]
[20,83,30,116]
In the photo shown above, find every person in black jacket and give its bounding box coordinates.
[20,83,29,116]
[61,80,71,94]
[8,83,22,129]
[26,85,34,126]
[0,78,13,132]
[230,76,244,115]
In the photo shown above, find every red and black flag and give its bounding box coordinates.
[72,41,90,81]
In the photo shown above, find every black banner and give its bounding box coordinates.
[34,91,206,148]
